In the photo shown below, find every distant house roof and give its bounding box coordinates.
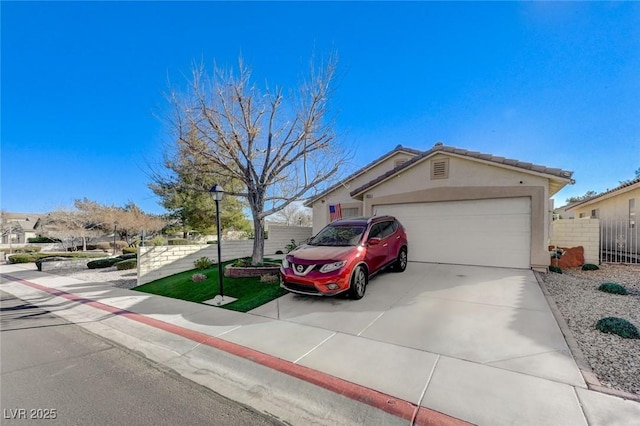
[303,144,421,207]
[350,143,575,197]
[1,213,45,231]
[567,176,640,211]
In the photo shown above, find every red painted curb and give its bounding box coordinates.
[2,274,471,426]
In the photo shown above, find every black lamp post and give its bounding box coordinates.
[209,184,224,302]
[113,221,118,255]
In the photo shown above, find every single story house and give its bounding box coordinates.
[1,213,44,245]
[567,176,639,222]
[567,176,639,260]
[305,143,574,271]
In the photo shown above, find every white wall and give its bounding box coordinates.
[137,226,312,285]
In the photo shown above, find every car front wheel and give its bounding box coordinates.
[393,247,407,272]
[349,266,367,299]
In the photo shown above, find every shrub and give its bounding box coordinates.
[148,236,166,246]
[115,259,137,270]
[194,257,214,270]
[598,282,628,295]
[206,240,217,244]
[582,263,600,271]
[118,253,137,260]
[11,246,42,253]
[595,317,640,339]
[87,258,121,269]
[549,265,562,274]
[95,242,111,251]
[168,238,189,245]
[7,253,38,263]
[28,237,61,243]
[191,273,207,282]
[122,247,137,254]
[285,239,298,253]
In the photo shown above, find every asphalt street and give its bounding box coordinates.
[0,291,284,426]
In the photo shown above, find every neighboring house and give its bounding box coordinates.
[306,142,574,271]
[566,177,639,260]
[567,177,639,221]
[1,213,45,244]
[553,201,581,220]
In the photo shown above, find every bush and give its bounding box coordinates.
[595,317,640,339]
[118,253,137,260]
[148,236,166,246]
[549,265,562,274]
[28,237,61,243]
[7,253,38,263]
[95,242,111,251]
[115,259,137,270]
[285,239,298,253]
[194,257,214,270]
[191,273,207,282]
[10,246,42,253]
[582,263,600,271]
[598,282,628,295]
[8,252,106,264]
[87,258,121,269]
[168,238,189,245]
[122,247,137,254]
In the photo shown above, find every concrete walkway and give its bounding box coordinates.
[1,262,639,425]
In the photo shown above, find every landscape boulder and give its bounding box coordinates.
[551,246,585,268]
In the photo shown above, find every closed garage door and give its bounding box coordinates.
[376,198,531,268]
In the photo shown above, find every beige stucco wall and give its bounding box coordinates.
[550,219,600,264]
[309,153,561,270]
[311,151,415,233]
[572,187,639,219]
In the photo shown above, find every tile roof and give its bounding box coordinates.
[567,176,640,210]
[303,144,422,206]
[350,143,574,197]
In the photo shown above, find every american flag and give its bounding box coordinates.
[329,204,342,221]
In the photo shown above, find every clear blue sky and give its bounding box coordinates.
[2,1,639,215]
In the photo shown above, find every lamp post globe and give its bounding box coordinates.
[209,184,225,302]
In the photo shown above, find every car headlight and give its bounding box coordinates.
[282,257,290,269]
[319,260,347,273]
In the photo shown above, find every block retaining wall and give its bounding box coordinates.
[137,226,312,285]
[549,219,599,265]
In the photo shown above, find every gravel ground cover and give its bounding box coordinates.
[54,266,139,289]
[540,263,640,396]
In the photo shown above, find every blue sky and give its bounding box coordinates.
[2,1,639,215]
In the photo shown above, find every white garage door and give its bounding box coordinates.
[376,198,531,268]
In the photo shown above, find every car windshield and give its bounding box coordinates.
[309,225,366,247]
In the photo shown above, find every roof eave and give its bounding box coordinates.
[304,147,421,206]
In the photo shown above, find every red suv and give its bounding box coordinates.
[280,216,408,299]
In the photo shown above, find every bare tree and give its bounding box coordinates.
[270,203,312,227]
[160,55,348,263]
[43,209,101,251]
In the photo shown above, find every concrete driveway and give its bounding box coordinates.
[251,262,585,387]
[6,262,639,425]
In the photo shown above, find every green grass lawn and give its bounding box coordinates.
[134,260,288,312]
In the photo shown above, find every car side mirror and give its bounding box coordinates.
[367,237,381,246]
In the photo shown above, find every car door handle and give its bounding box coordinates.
[383,243,388,247]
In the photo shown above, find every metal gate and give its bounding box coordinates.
[600,218,639,264]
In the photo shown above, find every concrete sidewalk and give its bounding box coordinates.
[1,263,639,425]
